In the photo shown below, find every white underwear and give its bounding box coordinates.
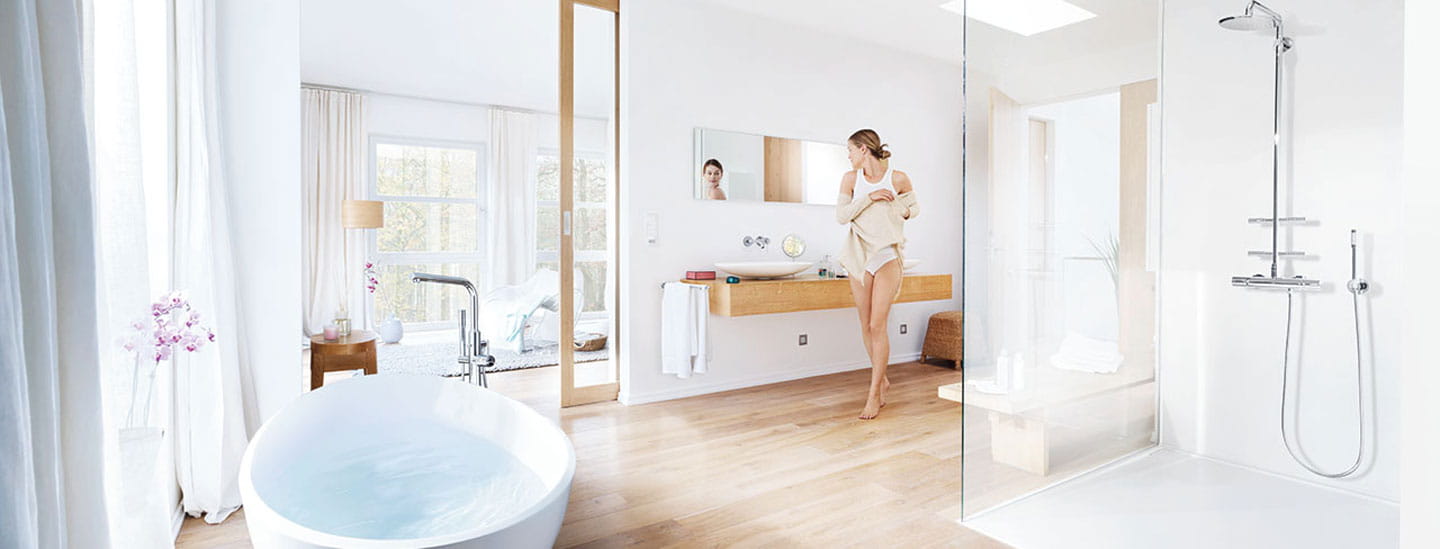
[865,246,899,275]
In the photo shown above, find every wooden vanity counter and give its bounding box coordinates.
[680,273,952,316]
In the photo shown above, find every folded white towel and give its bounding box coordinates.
[661,282,710,378]
[1049,332,1124,374]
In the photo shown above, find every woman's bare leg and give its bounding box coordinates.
[851,274,887,407]
[849,276,874,359]
[860,259,904,419]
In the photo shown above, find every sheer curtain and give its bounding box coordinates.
[301,88,366,335]
[87,0,174,545]
[485,108,538,293]
[169,0,256,523]
[0,0,115,547]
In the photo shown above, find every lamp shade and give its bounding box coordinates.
[341,200,384,229]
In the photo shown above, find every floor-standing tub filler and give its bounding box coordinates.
[1222,1,1371,478]
[240,375,575,548]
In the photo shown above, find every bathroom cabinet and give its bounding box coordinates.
[682,273,952,316]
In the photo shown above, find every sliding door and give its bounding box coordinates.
[559,0,620,406]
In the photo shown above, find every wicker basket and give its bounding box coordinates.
[921,311,963,366]
[574,332,608,352]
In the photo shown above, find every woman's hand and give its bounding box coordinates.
[868,189,896,202]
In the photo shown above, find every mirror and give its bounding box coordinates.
[693,128,847,205]
[781,234,805,258]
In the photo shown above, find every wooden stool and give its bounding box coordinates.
[309,330,378,390]
[921,311,963,366]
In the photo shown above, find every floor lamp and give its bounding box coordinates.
[341,199,384,335]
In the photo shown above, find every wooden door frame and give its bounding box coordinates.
[560,0,621,407]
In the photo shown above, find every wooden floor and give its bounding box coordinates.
[177,361,1008,548]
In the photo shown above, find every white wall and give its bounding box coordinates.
[619,0,965,404]
[1401,0,1440,544]
[217,0,301,426]
[1159,0,1402,500]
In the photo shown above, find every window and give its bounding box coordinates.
[536,149,609,315]
[369,137,485,329]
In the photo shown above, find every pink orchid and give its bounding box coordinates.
[119,290,217,367]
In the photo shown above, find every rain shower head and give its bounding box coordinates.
[1218,14,1276,31]
[1218,1,1284,33]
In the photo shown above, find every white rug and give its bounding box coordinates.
[376,339,609,377]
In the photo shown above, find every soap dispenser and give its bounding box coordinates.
[818,255,833,279]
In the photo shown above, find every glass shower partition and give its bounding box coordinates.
[958,0,1163,519]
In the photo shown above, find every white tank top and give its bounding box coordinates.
[855,166,895,196]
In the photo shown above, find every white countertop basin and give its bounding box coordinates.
[715,261,814,279]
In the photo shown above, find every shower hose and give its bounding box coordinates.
[1278,274,1365,479]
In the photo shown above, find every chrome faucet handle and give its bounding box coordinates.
[458,309,475,384]
[743,236,755,247]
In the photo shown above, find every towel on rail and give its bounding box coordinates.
[661,282,710,378]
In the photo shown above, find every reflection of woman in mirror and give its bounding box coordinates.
[701,158,727,200]
[836,128,918,420]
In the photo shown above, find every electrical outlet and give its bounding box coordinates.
[799,334,808,346]
[899,323,908,335]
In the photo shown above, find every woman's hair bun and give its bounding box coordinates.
[877,145,892,160]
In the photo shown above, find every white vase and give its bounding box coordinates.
[377,316,404,344]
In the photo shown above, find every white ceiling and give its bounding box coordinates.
[301,0,614,116]
[689,0,1159,77]
[302,0,1159,112]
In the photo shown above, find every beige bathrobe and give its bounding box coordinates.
[836,190,919,290]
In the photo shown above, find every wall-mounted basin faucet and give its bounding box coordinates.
[743,235,770,249]
[411,272,495,387]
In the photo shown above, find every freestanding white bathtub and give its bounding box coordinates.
[239,374,574,548]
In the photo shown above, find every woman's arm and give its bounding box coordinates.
[893,171,918,219]
[835,171,872,224]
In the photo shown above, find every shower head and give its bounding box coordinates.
[1218,1,1284,33]
[1218,14,1276,31]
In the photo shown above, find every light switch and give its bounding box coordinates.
[644,210,660,245]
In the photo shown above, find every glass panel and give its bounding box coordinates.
[574,206,606,251]
[537,153,561,201]
[570,4,616,389]
[377,201,479,253]
[961,0,1161,518]
[537,203,560,252]
[371,262,483,325]
[374,143,479,199]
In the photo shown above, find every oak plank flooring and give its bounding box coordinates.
[177,360,1006,548]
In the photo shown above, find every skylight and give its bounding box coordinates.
[940,0,1097,37]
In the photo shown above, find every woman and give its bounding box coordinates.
[836,129,918,420]
[701,158,727,200]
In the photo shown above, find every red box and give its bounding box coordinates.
[685,270,717,280]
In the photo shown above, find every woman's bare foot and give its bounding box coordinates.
[859,395,883,419]
[880,376,891,408]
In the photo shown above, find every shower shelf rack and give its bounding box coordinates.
[1247,250,1308,258]
[1247,216,1310,225]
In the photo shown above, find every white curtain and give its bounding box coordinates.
[170,0,256,524]
[485,108,538,293]
[301,88,366,334]
[86,0,174,545]
[0,0,115,546]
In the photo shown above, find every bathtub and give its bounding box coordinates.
[239,374,575,548]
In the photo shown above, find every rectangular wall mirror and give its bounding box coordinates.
[692,128,847,205]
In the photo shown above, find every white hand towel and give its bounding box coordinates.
[661,283,709,378]
[692,286,710,375]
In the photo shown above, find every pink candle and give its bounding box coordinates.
[323,324,338,340]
